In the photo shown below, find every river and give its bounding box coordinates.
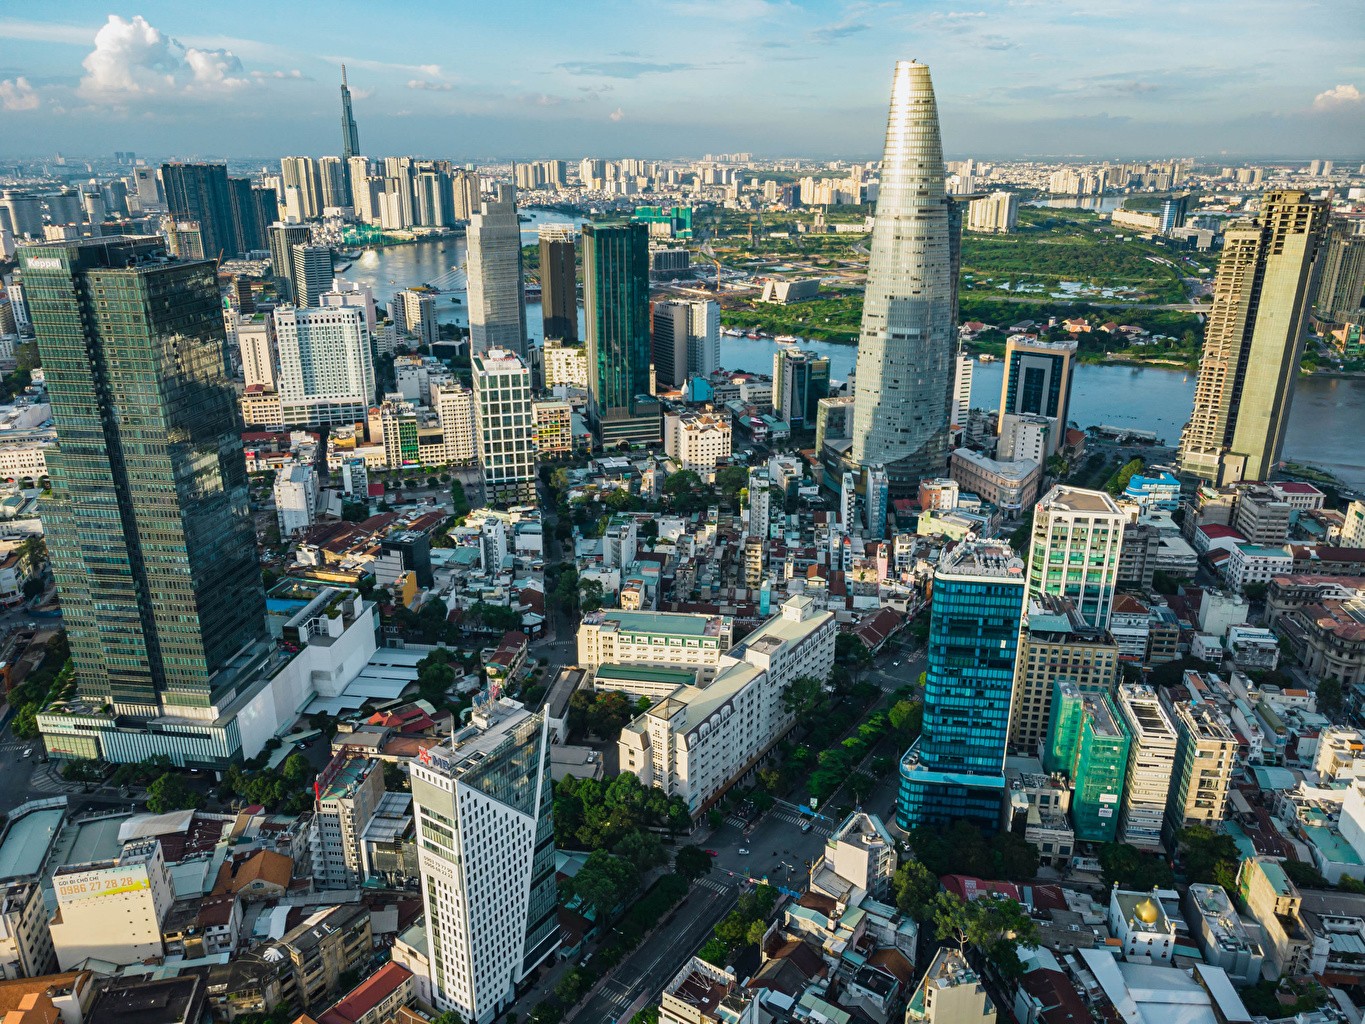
[340,208,588,338]
[347,227,1365,491]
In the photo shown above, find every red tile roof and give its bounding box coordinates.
[318,963,411,1024]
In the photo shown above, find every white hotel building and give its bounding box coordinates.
[274,305,376,427]
[618,595,836,815]
[410,699,558,1024]
[578,609,735,684]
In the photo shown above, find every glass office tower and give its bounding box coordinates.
[583,221,659,447]
[898,539,1026,831]
[17,236,266,715]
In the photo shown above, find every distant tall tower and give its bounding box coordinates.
[538,225,578,342]
[850,60,961,493]
[467,188,528,357]
[340,65,360,161]
[1178,190,1330,484]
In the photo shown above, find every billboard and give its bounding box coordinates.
[55,865,150,901]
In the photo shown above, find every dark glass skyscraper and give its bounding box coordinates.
[340,65,360,161]
[898,539,1025,831]
[17,237,265,714]
[538,227,578,342]
[160,163,238,262]
[583,222,659,446]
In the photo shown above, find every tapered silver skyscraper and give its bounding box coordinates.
[850,60,960,492]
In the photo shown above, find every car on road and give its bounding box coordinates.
[738,847,749,855]
[22,748,32,759]
[893,660,900,666]
[801,821,812,833]
[705,849,718,857]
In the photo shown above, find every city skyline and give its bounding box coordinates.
[0,2,1361,160]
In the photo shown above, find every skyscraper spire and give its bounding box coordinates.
[340,64,360,161]
[850,60,960,493]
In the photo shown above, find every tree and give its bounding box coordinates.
[579,578,605,614]
[933,892,1039,980]
[1099,842,1174,890]
[449,479,470,518]
[892,859,940,921]
[613,830,667,873]
[146,772,202,814]
[675,845,714,881]
[888,699,923,742]
[835,632,872,672]
[564,849,639,919]
[430,1012,466,1024]
[1178,825,1240,887]
[341,501,369,522]
[1281,859,1330,890]
[1316,676,1344,717]
[781,675,824,725]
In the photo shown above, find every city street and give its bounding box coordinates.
[558,636,923,1022]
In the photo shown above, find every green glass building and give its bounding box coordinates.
[582,222,659,447]
[18,237,266,715]
[1045,680,1130,844]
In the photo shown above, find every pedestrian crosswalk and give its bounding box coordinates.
[725,814,748,830]
[695,877,732,893]
[773,810,833,836]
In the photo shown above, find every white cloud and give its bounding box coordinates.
[609,106,624,121]
[408,79,453,92]
[78,14,250,101]
[0,77,39,111]
[1313,83,1361,110]
[0,18,94,44]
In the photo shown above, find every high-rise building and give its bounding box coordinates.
[997,336,1076,459]
[451,170,480,222]
[651,299,718,390]
[280,156,323,220]
[851,61,962,492]
[50,840,175,970]
[773,347,831,429]
[18,237,265,715]
[1043,681,1130,844]
[318,155,350,210]
[410,699,558,1022]
[275,305,375,426]
[339,64,360,162]
[237,313,278,390]
[129,167,164,213]
[1163,701,1236,846]
[748,467,771,543]
[583,221,660,446]
[1026,485,1125,628]
[227,177,267,254]
[268,221,310,302]
[472,348,536,505]
[1178,190,1331,484]
[311,753,385,890]
[1114,684,1177,851]
[0,879,56,979]
[864,464,889,539]
[538,225,577,342]
[291,244,335,308]
[966,191,1019,234]
[1008,594,1120,756]
[951,349,973,429]
[1314,217,1365,323]
[897,539,1025,831]
[466,189,527,357]
[160,163,238,261]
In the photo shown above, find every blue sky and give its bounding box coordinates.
[0,1,1361,161]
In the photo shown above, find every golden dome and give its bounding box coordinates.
[1134,897,1160,925]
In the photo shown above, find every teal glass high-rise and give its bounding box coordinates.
[17,236,266,715]
[583,221,659,447]
[898,539,1026,831]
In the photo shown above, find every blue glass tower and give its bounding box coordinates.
[898,539,1026,831]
